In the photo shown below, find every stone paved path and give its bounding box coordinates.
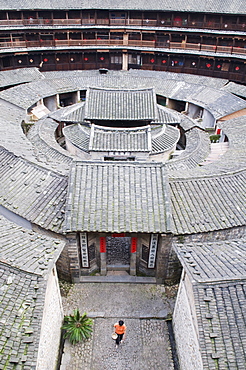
[60,283,177,370]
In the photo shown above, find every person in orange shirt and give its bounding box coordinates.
[114,320,127,348]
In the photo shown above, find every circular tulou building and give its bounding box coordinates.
[0,1,245,369]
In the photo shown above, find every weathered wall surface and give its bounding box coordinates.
[36,267,64,370]
[173,272,203,370]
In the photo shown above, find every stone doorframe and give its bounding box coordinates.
[99,235,137,276]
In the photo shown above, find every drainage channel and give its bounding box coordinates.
[167,319,180,370]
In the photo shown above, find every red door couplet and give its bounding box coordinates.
[131,237,137,253]
[100,237,106,253]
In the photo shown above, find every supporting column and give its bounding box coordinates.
[156,233,173,284]
[122,52,128,71]
[130,236,137,275]
[99,236,107,276]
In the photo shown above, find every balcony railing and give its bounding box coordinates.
[0,39,245,56]
[0,18,245,31]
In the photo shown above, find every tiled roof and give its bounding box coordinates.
[27,117,73,169]
[175,238,246,369]
[84,87,158,121]
[59,102,86,123]
[1,70,245,120]
[194,281,246,370]
[63,124,90,152]
[64,123,180,154]
[175,238,246,282]
[222,81,246,99]
[0,215,65,369]
[65,161,171,233]
[170,171,246,234]
[169,115,246,178]
[0,263,44,369]
[167,123,211,173]
[0,0,245,14]
[151,125,180,153]
[0,68,44,89]
[91,125,150,152]
[0,215,65,275]
[156,106,181,124]
[0,148,67,232]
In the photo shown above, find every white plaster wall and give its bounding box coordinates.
[202,109,215,128]
[36,267,64,370]
[187,103,202,119]
[173,273,203,370]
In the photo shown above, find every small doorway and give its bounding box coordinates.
[106,236,131,270]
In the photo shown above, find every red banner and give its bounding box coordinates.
[112,233,126,237]
[100,237,106,253]
[131,237,137,253]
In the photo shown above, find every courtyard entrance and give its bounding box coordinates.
[106,236,131,271]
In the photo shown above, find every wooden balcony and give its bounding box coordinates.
[0,38,245,57]
[0,17,245,32]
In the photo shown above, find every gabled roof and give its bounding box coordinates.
[65,161,171,233]
[84,87,158,121]
[90,125,150,152]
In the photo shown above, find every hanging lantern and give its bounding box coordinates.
[162,59,167,64]
[84,57,88,61]
[206,63,211,68]
[235,66,240,71]
[43,58,48,62]
[150,58,155,63]
[100,56,104,61]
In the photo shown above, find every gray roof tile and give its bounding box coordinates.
[0,215,65,275]
[170,172,246,234]
[84,87,158,121]
[65,161,171,233]
[0,0,245,14]
[0,148,67,232]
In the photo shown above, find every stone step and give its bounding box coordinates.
[79,275,156,284]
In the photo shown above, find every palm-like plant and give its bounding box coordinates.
[62,309,93,344]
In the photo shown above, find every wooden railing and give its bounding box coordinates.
[0,18,245,31]
[0,39,245,55]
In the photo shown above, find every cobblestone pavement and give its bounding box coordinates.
[60,283,177,370]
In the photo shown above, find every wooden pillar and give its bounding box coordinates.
[122,52,128,70]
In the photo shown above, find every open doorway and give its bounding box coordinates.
[106,236,131,271]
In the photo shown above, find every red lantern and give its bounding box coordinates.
[174,60,178,64]
[162,59,167,64]
[217,64,221,69]
[100,56,104,61]
[84,57,88,61]
[235,66,240,71]
[206,63,211,68]
[150,58,155,63]
[43,58,48,62]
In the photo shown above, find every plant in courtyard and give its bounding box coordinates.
[210,134,221,143]
[62,309,93,344]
